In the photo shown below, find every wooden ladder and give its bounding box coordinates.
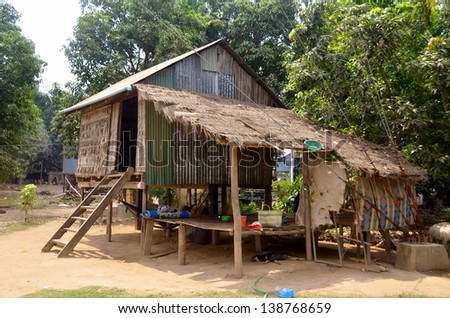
[42,167,135,257]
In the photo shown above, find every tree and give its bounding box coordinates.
[50,83,82,159]
[0,3,45,181]
[66,0,209,94]
[285,1,450,202]
[208,0,298,98]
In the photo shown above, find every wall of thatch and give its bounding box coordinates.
[77,105,112,177]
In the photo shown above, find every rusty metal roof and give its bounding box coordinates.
[60,39,284,114]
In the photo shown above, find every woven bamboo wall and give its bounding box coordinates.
[77,105,111,177]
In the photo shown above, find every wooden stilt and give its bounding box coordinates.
[186,188,192,207]
[178,224,187,265]
[142,219,155,255]
[231,146,243,278]
[264,185,272,209]
[221,185,227,214]
[303,150,313,261]
[106,202,113,242]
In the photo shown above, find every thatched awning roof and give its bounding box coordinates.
[135,84,425,180]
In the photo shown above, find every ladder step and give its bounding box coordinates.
[52,239,67,247]
[62,227,77,233]
[99,184,113,189]
[91,194,106,198]
[81,205,96,210]
[107,173,125,179]
[72,216,88,221]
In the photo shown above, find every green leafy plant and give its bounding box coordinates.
[272,175,303,213]
[239,201,258,215]
[20,184,37,221]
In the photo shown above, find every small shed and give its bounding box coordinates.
[53,39,425,276]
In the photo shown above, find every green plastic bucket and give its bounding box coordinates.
[304,140,324,152]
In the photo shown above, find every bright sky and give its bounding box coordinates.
[7,0,81,92]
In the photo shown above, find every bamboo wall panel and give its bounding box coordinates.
[106,102,121,172]
[136,96,146,172]
[77,106,111,177]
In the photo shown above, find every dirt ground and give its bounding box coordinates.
[0,185,449,298]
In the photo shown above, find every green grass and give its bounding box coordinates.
[22,286,433,298]
[0,217,56,236]
[23,286,256,298]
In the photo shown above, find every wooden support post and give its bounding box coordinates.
[383,229,392,256]
[142,219,155,255]
[106,202,113,242]
[166,188,172,206]
[254,236,262,254]
[212,230,220,246]
[178,224,186,265]
[363,231,372,263]
[221,185,227,214]
[264,185,272,210]
[80,187,85,201]
[303,150,313,261]
[231,146,243,278]
[186,188,192,207]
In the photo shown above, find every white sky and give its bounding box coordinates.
[6,0,81,92]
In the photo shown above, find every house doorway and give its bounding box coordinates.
[118,96,138,172]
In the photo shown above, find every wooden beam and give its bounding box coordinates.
[264,185,272,210]
[106,202,113,242]
[178,224,187,265]
[231,146,243,278]
[303,150,313,261]
[142,219,155,255]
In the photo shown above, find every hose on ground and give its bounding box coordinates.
[252,274,269,298]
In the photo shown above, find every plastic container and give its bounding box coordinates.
[304,139,324,152]
[258,210,282,227]
[277,288,295,298]
[241,216,247,227]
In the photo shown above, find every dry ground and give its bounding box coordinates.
[0,185,449,298]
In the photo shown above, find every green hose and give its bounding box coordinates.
[252,274,269,298]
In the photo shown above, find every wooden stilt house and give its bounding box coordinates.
[43,39,425,277]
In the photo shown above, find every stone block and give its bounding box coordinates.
[395,242,450,271]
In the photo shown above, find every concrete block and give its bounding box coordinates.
[395,242,450,271]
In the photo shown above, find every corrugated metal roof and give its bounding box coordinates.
[60,39,284,114]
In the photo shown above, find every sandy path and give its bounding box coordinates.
[1,216,449,298]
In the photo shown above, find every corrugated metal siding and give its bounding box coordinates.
[174,124,229,185]
[145,101,174,185]
[200,46,218,72]
[173,123,273,186]
[144,67,175,88]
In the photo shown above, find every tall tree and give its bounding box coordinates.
[285,1,450,201]
[0,3,45,181]
[208,0,298,97]
[66,0,209,94]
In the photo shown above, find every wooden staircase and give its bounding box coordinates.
[42,167,135,257]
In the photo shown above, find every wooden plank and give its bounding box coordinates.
[57,167,135,257]
[303,150,313,261]
[178,224,187,265]
[142,219,155,256]
[106,202,112,242]
[231,146,243,278]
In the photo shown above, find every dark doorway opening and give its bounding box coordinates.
[118,96,138,172]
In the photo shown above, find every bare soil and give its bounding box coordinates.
[0,185,449,298]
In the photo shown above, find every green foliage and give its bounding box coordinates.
[285,1,450,202]
[239,201,258,215]
[272,175,302,213]
[49,84,81,158]
[0,3,46,181]
[20,184,37,221]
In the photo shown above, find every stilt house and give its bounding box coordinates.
[43,39,425,277]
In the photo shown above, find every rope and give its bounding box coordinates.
[252,275,269,298]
